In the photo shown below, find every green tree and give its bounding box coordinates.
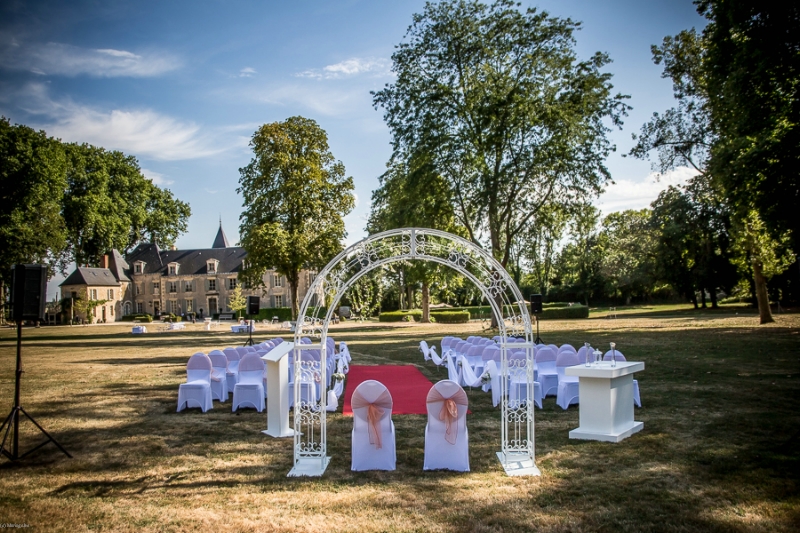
[0,118,68,321]
[63,143,190,266]
[699,1,800,250]
[373,0,629,269]
[599,209,658,305]
[238,117,355,319]
[228,285,247,318]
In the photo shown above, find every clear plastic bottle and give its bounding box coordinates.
[593,349,602,365]
[609,342,617,367]
[584,342,591,367]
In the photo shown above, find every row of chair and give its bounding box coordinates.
[351,379,469,472]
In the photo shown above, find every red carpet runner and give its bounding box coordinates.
[343,365,433,416]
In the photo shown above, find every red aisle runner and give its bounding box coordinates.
[342,365,433,415]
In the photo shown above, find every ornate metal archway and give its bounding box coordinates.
[289,228,540,477]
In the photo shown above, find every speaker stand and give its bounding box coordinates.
[242,316,255,347]
[533,314,544,345]
[0,321,71,461]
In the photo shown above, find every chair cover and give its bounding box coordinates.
[429,346,444,366]
[556,351,581,409]
[351,380,396,471]
[603,352,641,407]
[177,353,213,412]
[208,350,229,402]
[558,344,577,354]
[535,347,559,397]
[465,344,485,375]
[419,340,431,361]
[232,353,265,412]
[458,354,482,387]
[223,347,240,392]
[424,380,469,471]
[577,345,594,365]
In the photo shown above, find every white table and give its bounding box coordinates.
[131,325,147,334]
[566,361,645,443]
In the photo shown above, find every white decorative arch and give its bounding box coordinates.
[289,228,540,477]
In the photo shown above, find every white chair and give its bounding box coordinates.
[424,380,469,471]
[577,345,594,365]
[223,347,240,392]
[535,347,558,397]
[232,353,266,412]
[208,350,229,402]
[508,353,542,409]
[350,380,396,471]
[177,353,213,412]
[556,351,581,410]
[558,344,577,354]
[603,351,641,407]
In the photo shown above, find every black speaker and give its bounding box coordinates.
[247,295,260,316]
[530,294,543,315]
[11,264,47,322]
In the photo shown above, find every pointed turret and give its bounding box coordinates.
[212,220,230,248]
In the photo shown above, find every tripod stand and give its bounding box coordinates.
[533,314,544,344]
[242,315,255,347]
[0,321,71,461]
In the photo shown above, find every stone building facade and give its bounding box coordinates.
[60,223,320,321]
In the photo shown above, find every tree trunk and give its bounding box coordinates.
[752,260,774,324]
[289,272,300,320]
[0,281,4,324]
[710,286,719,309]
[691,291,698,309]
[406,284,414,311]
[700,288,707,309]
[421,281,430,323]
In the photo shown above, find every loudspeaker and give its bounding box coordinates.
[530,294,543,315]
[11,264,47,322]
[247,295,260,316]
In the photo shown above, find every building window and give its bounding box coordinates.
[208,279,216,291]
[184,281,193,292]
[90,289,98,300]
[168,264,178,276]
[228,278,237,290]
[107,289,114,300]
[185,299,193,313]
[273,274,283,288]
[209,297,218,314]
[169,300,178,314]
[136,302,143,314]
[136,284,140,295]
[169,281,177,293]
[153,282,160,295]
[110,305,114,316]
[274,295,283,307]
[207,261,217,274]
[134,263,142,274]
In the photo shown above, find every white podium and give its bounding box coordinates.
[566,361,645,443]
[260,341,295,438]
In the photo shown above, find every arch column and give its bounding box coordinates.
[288,228,539,477]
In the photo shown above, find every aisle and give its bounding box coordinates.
[342,365,433,415]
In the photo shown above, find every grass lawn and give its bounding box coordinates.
[0,309,798,532]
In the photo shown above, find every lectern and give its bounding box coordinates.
[260,341,295,438]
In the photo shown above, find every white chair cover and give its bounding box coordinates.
[535,347,559,397]
[232,353,265,412]
[208,350,229,402]
[556,351,580,409]
[177,353,213,412]
[223,347,240,392]
[429,345,443,366]
[558,344,577,354]
[577,345,594,365]
[351,380,396,471]
[603,351,641,407]
[457,354,482,387]
[424,380,469,471]
[419,340,431,361]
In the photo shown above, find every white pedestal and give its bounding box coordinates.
[566,361,645,443]
[496,452,541,476]
[261,342,295,438]
[288,456,330,477]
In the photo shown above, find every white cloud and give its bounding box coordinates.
[19,83,230,161]
[141,168,173,186]
[252,83,367,116]
[239,67,256,78]
[297,57,391,80]
[205,188,218,194]
[597,166,698,214]
[0,39,180,77]
[352,192,359,208]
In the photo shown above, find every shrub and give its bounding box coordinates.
[379,310,411,322]
[122,314,153,323]
[539,305,589,319]
[429,310,470,323]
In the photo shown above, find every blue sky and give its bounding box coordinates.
[0,0,706,297]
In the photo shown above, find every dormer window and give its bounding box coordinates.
[207,260,219,274]
[168,262,179,276]
[134,261,145,274]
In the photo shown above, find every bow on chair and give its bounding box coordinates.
[426,387,468,445]
[350,389,392,449]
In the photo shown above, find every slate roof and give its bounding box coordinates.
[60,267,121,287]
[212,223,230,248]
[108,249,130,281]
[127,243,247,276]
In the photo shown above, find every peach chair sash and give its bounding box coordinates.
[350,389,392,449]
[426,386,468,445]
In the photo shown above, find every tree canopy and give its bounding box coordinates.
[238,116,355,319]
[373,0,629,267]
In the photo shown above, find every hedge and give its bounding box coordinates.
[121,314,153,322]
[538,305,589,319]
[430,310,470,323]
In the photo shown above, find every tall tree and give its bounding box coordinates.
[699,1,799,250]
[238,117,355,319]
[599,209,658,305]
[0,118,68,320]
[373,0,628,269]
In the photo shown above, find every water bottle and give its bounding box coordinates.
[584,342,591,367]
[593,349,602,365]
[609,342,617,367]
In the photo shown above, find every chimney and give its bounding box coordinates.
[101,255,109,269]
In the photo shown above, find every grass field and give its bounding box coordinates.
[0,307,798,532]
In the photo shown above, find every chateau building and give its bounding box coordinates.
[60,223,320,322]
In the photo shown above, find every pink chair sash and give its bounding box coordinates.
[351,389,392,449]
[426,387,468,445]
